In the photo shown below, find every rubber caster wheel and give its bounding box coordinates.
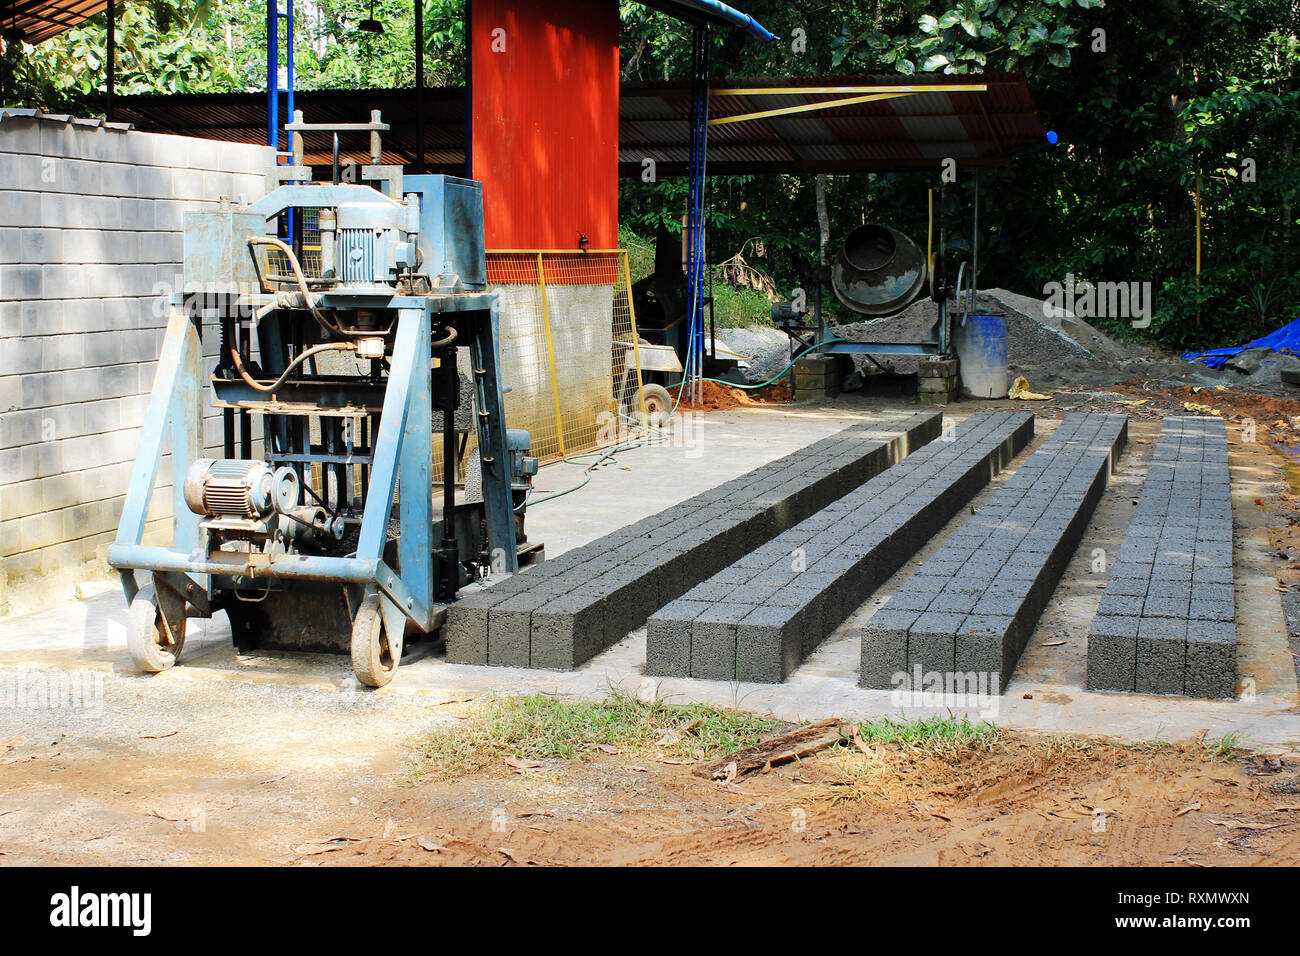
[351,595,401,688]
[127,583,185,673]
[640,383,672,427]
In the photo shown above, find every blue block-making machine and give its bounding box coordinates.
[108,113,541,686]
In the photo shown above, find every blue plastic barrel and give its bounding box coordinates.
[954,312,1009,399]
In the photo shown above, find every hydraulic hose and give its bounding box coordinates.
[230,341,357,394]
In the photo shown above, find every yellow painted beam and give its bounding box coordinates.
[710,84,988,97]
[535,253,567,459]
[708,91,920,127]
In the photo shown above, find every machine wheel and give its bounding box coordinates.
[351,595,400,688]
[640,383,673,426]
[127,584,185,673]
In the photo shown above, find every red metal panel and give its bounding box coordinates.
[471,0,619,250]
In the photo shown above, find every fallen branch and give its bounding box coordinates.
[694,719,845,780]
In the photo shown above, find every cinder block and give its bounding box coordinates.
[1086,616,1140,692]
[1134,617,1187,696]
[1185,620,1236,699]
[689,605,753,681]
[858,608,917,689]
[529,593,606,670]
[735,604,798,683]
[908,612,963,674]
[486,594,537,668]
[0,116,42,154]
[645,610,696,678]
[443,583,518,664]
[956,615,1015,686]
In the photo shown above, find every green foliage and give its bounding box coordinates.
[2,0,465,112]
[619,0,1300,351]
[710,282,776,328]
[3,0,237,107]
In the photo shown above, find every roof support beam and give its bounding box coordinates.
[711,84,989,96]
[707,85,989,127]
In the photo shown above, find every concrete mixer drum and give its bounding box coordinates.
[831,224,928,317]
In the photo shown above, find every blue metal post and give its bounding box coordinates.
[684,25,710,398]
[397,307,434,615]
[286,0,295,131]
[112,308,203,601]
[266,0,295,151]
[357,310,423,562]
[266,0,277,148]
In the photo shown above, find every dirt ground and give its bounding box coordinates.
[2,674,1298,866]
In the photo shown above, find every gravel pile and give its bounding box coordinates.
[713,289,1176,392]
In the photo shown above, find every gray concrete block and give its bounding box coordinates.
[645,616,692,678]
[443,604,490,665]
[486,594,537,668]
[858,609,917,689]
[1185,620,1236,700]
[1134,617,1187,696]
[645,599,714,677]
[736,604,799,683]
[689,604,758,681]
[1086,616,1140,692]
[530,593,606,671]
[907,611,963,674]
[1188,599,1233,622]
[955,615,1014,688]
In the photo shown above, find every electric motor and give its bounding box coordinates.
[184,459,286,518]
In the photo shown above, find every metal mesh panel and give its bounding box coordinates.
[257,207,324,283]
[486,251,646,465]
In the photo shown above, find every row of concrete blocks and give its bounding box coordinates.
[1086,417,1236,699]
[443,411,944,670]
[859,413,1130,691]
[645,411,1036,682]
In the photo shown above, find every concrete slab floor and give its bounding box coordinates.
[1,397,1297,751]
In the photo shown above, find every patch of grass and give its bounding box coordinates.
[855,714,999,756]
[1205,731,1244,761]
[409,687,780,780]
[1128,729,1245,762]
[620,226,656,284]
[801,716,1000,806]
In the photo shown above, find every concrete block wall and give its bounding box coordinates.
[0,112,273,611]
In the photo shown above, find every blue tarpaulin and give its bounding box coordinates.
[1182,316,1300,369]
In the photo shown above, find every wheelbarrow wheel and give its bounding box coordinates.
[351,595,400,688]
[127,583,185,673]
[640,383,672,427]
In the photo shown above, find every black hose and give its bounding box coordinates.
[230,341,356,394]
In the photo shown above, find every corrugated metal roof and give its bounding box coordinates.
[100,72,1044,176]
[3,0,108,45]
[621,73,1045,174]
